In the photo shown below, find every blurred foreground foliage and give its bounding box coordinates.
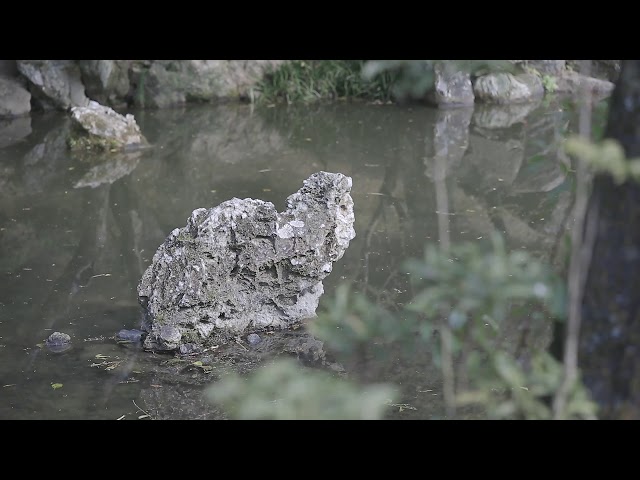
[209,234,597,419]
[207,359,395,420]
[566,136,640,184]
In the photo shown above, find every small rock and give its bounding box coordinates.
[45,331,72,353]
[159,326,182,350]
[116,329,145,344]
[179,343,202,355]
[246,333,261,345]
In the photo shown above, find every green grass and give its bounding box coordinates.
[255,60,395,104]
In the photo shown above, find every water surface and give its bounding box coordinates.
[0,98,596,419]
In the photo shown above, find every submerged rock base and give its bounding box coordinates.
[137,171,355,352]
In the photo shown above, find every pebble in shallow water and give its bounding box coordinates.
[116,329,145,343]
[45,331,72,353]
[246,333,261,345]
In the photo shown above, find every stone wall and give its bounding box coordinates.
[0,60,620,118]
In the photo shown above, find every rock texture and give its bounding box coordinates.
[17,60,89,110]
[131,60,284,108]
[68,100,148,153]
[554,70,615,99]
[45,331,72,353]
[568,60,621,82]
[511,60,566,75]
[78,60,132,108]
[138,171,356,352]
[429,62,475,108]
[473,73,544,104]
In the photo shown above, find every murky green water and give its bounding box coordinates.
[0,98,603,419]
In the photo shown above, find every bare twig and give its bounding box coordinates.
[433,141,456,419]
[133,399,154,420]
[553,60,595,419]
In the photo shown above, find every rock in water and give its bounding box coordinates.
[138,171,356,352]
[45,331,72,353]
[68,100,148,153]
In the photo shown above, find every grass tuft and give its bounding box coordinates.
[256,60,395,104]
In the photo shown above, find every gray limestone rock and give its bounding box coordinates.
[45,331,72,353]
[511,60,566,75]
[567,60,621,82]
[132,60,285,108]
[473,73,544,104]
[138,171,355,352]
[78,60,132,108]
[554,70,615,99]
[17,60,89,110]
[68,100,148,153]
[428,62,475,107]
[528,60,566,75]
[116,329,145,344]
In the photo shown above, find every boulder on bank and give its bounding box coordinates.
[131,60,285,108]
[137,171,356,352]
[78,60,132,108]
[428,62,475,108]
[554,70,614,99]
[17,60,89,110]
[68,100,148,153]
[473,73,544,104]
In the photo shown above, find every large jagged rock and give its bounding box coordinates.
[16,60,89,110]
[138,171,356,352]
[68,100,148,153]
[428,62,475,108]
[78,60,132,108]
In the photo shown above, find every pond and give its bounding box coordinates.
[0,97,605,419]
